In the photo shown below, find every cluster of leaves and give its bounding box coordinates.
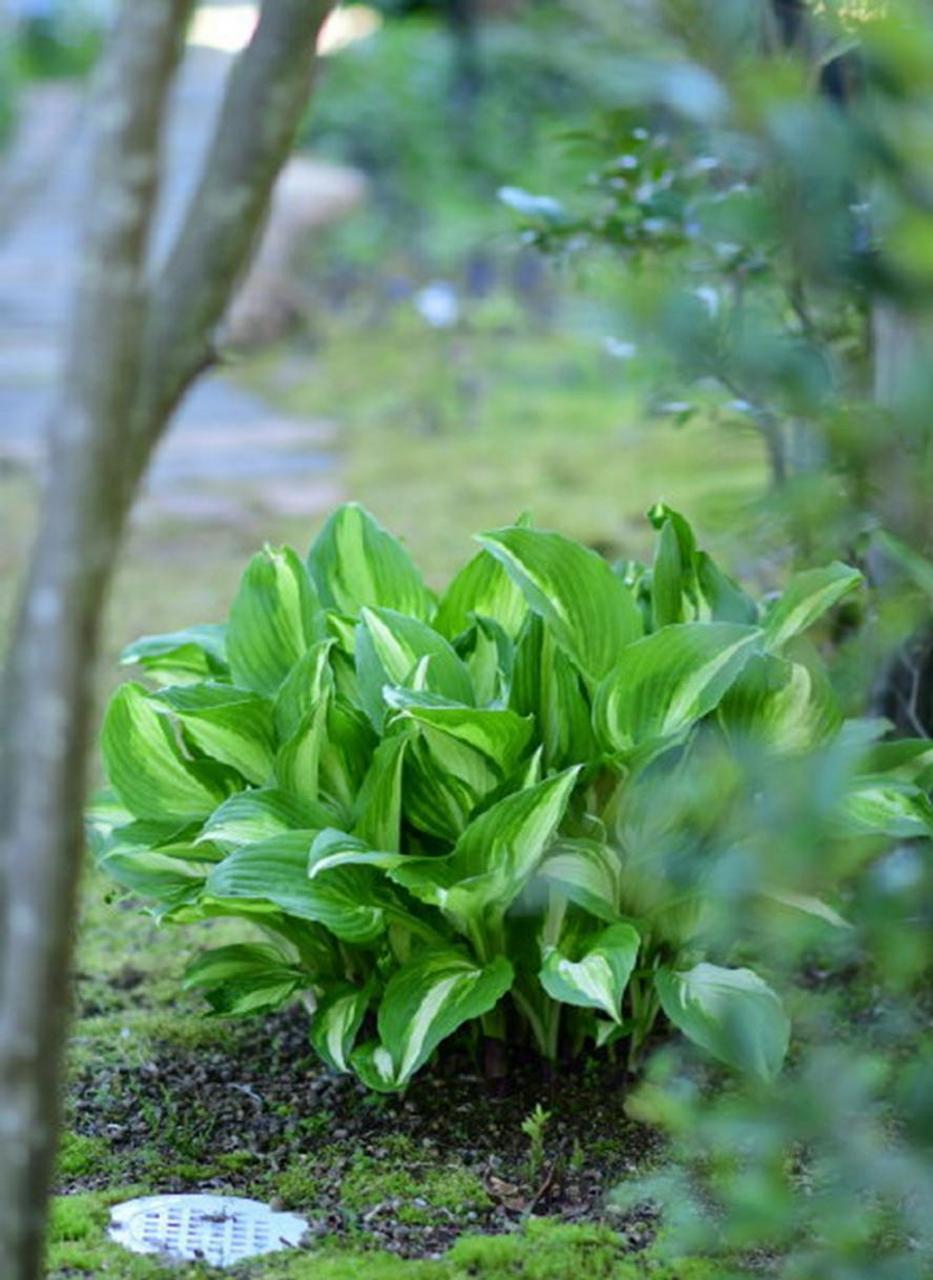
[90,504,932,1093]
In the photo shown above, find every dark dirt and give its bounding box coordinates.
[64,1004,663,1260]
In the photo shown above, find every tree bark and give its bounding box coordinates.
[0,2,333,1275]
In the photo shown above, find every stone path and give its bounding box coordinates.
[0,44,341,525]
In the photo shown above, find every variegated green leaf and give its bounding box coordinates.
[183,943,304,1015]
[101,683,229,822]
[196,788,336,853]
[391,768,581,943]
[594,623,761,753]
[384,689,533,776]
[695,551,758,624]
[120,624,228,685]
[510,615,596,770]
[275,698,329,806]
[310,983,373,1072]
[719,654,842,752]
[477,526,643,682]
[353,734,409,850]
[655,963,790,1081]
[274,640,334,742]
[227,545,321,695]
[842,779,933,838]
[356,606,474,729]
[433,547,527,640]
[537,837,622,923]
[540,922,640,1023]
[370,949,514,1090]
[763,562,862,651]
[153,682,276,784]
[651,517,687,629]
[206,832,385,944]
[308,502,435,620]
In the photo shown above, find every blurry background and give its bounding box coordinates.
[0,0,768,664]
[1,5,931,1276]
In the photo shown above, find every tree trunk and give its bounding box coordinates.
[0,2,333,1274]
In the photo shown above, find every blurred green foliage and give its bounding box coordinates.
[11,6,103,81]
[485,4,933,1277]
[304,10,629,268]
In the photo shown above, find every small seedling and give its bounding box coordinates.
[521,1103,552,1183]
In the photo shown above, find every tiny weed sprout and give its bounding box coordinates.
[89,503,932,1092]
[521,1104,551,1182]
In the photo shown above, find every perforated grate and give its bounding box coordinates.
[108,1194,309,1267]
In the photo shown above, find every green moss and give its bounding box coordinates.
[339,1138,490,1224]
[48,1192,735,1280]
[275,1158,326,1209]
[57,1131,113,1180]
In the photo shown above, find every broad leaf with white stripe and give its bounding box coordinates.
[308,502,435,620]
[594,623,761,753]
[373,949,514,1090]
[101,683,229,822]
[540,922,640,1023]
[153,682,276,784]
[227,545,322,695]
[478,526,643,682]
[311,983,373,1072]
[762,562,862,651]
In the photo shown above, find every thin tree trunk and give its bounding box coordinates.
[0,2,333,1275]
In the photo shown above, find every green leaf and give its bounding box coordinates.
[651,517,687,629]
[510,615,596,770]
[206,832,386,945]
[594,623,762,753]
[718,654,842,753]
[655,963,790,1081]
[274,640,334,742]
[308,502,434,620]
[872,529,933,598]
[841,779,933,839]
[311,983,373,1072]
[120,624,228,685]
[695,552,758,624]
[227,545,321,695]
[275,698,329,807]
[537,838,623,923]
[153,682,276,784]
[183,944,304,1015]
[458,616,514,707]
[353,734,409,851]
[477,526,643,682]
[356,607,474,730]
[762,563,862,651]
[101,683,229,822]
[540,922,640,1023]
[196,788,336,853]
[391,768,581,942]
[319,699,376,817]
[862,738,933,787]
[96,844,208,909]
[433,548,527,640]
[373,949,514,1090]
[384,690,533,776]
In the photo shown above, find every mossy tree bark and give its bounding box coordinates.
[0,2,333,1275]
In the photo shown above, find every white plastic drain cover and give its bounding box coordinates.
[108,1194,309,1267]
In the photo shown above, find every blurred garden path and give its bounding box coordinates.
[0,44,341,524]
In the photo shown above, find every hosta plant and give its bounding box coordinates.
[89,504,933,1091]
